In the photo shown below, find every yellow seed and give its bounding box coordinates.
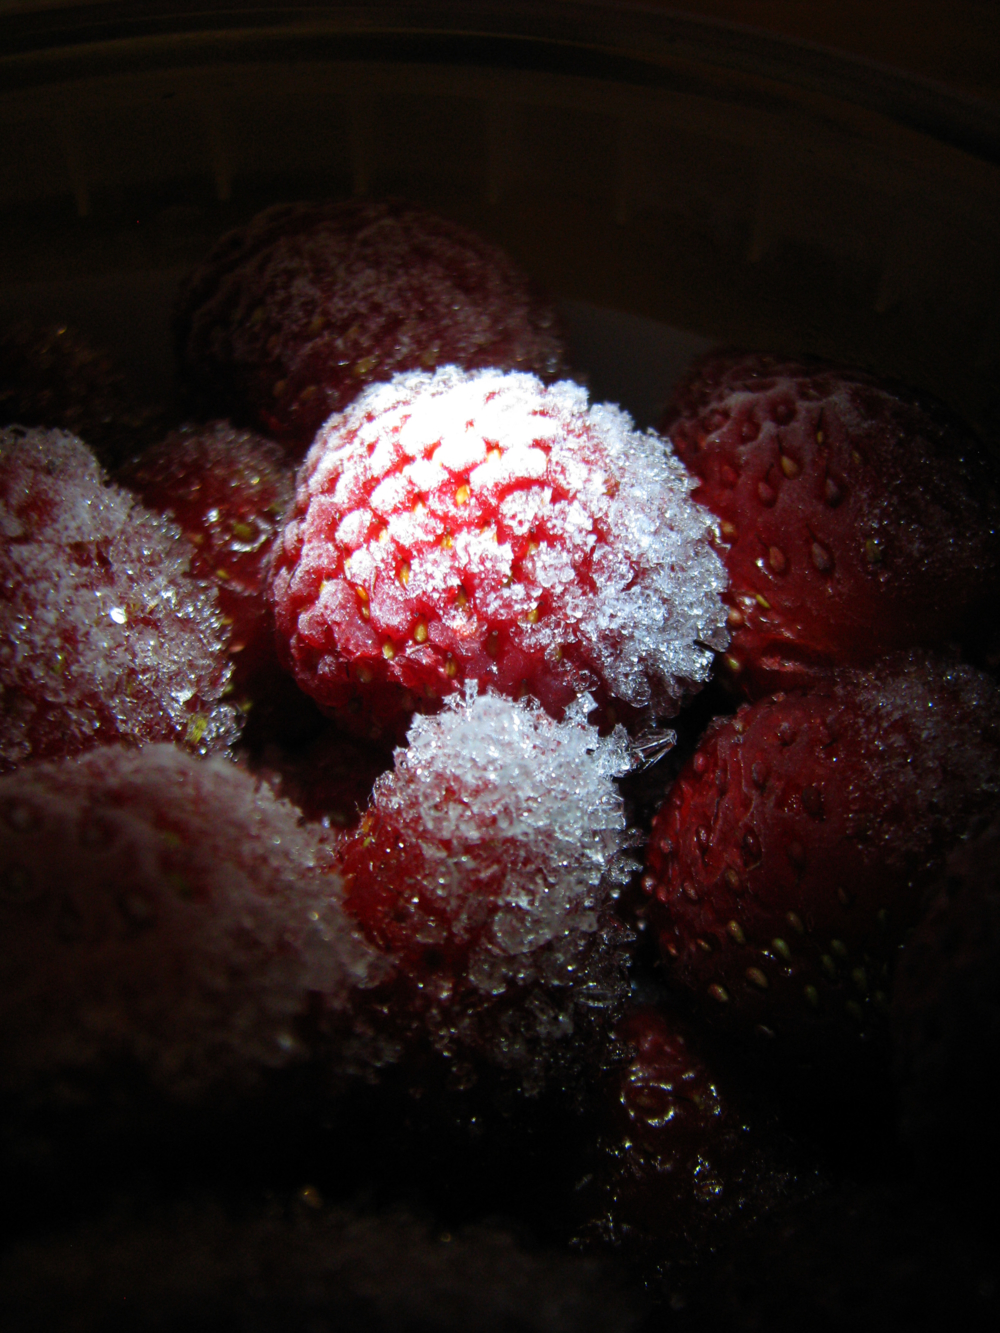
[864,537,883,566]
[786,911,804,934]
[551,644,563,661]
[772,937,792,962]
[720,520,738,541]
[830,938,848,958]
[727,607,745,627]
[456,588,468,608]
[444,657,457,678]
[697,937,712,953]
[413,619,428,644]
[804,984,819,1008]
[724,868,740,891]
[355,354,378,376]
[746,966,769,990]
[398,562,410,587]
[413,500,426,513]
[821,954,837,978]
[441,533,454,549]
[487,446,502,462]
[376,527,389,543]
[780,454,800,478]
[455,484,471,505]
[356,664,373,684]
[527,540,539,555]
[815,429,825,445]
[709,984,730,1003]
[526,606,540,624]
[724,654,742,674]
[727,920,746,945]
[755,593,771,609]
[382,641,395,660]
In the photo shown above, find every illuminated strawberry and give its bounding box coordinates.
[270,366,728,743]
[661,352,1000,697]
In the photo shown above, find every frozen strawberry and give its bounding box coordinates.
[577,1005,809,1264]
[642,652,1000,1044]
[173,198,569,451]
[0,428,239,770]
[337,690,636,1095]
[270,367,728,743]
[892,810,1000,1192]
[117,420,297,727]
[0,744,377,1107]
[0,323,161,470]
[661,352,1000,697]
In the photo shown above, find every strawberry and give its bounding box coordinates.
[0,427,239,770]
[641,652,1000,1043]
[577,1005,808,1263]
[269,366,728,743]
[173,198,569,453]
[116,420,317,746]
[336,689,636,1094]
[0,744,377,1108]
[661,352,1000,697]
[0,322,161,470]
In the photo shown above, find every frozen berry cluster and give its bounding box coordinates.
[2,200,999,1329]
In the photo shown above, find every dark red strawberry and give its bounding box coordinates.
[642,652,1000,1043]
[173,198,569,452]
[336,690,635,1094]
[0,323,161,469]
[269,365,727,744]
[577,1005,809,1263]
[661,352,1000,697]
[0,744,376,1108]
[117,421,302,736]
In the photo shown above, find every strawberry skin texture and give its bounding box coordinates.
[662,352,1000,697]
[642,653,1000,1042]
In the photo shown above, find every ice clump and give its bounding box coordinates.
[338,687,637,1092]
[0,427,239,769]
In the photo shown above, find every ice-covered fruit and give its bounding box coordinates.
[0,323,160,470]
[578,1005,805,1262]
[642,652,1000,1043]
[661,352,1000,696]
[270,367,728,743]
[0,428,239,770]
[336,689,636,1094]
[0,744,376,1105]
[117,421,293,709]
[892,810,1000,1192]
[173,198,569,451]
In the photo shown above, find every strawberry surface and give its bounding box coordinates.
[0,744,376,1107]
[0,427,239,770]
[173,198,569,452]
[336,690,636,1095]
[661,352,1000,697]
[642,652,1000,1043]
[270,366,728,743]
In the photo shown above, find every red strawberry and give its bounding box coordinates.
[116,420,317,745]
[336,689,635,1094]
[641,652,1000,1043]
[661,352,1000,697]
[173,198,569,452]
[0,427,239,770]
[577,1005,808,1262]
[270,366,727,743]
[0,744,376,1108]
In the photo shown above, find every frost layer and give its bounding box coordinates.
[0,744,377,1102]
[271,367,729,740]
[0,428,239,769]
[339,690,636,1092]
